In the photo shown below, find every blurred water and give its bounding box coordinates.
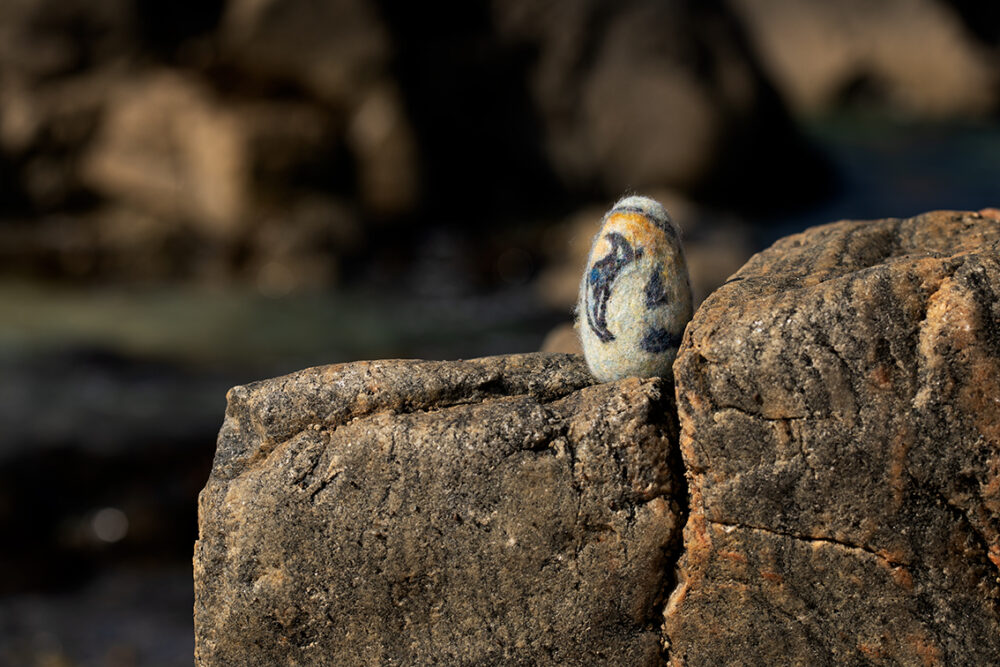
[766,113,1000,243]
[0,279,564,461]
[0,281,559,369]
[0,567,193,667]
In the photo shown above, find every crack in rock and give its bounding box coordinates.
[706,519,911,569]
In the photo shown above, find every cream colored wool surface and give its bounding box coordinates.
[577,195,693,382]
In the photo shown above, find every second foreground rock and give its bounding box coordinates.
[194,353,682,665]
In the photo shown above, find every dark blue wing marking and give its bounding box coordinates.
[640,327,683,353]
[644,262,669,309]
[586,232,642,343]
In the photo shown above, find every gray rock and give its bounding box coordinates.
[666,210,1000,664]
[194,353,683,665]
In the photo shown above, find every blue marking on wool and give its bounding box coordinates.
[644,262,669,308]
[585,232,642,343]
[639,327,683,354]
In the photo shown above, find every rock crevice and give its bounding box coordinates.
[706,519,911,569]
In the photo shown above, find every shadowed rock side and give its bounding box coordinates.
[194,353,684,665]
[666,210,1000,664]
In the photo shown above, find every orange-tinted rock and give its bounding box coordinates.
[666,211,1000,664]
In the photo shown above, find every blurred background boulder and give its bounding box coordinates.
[730,0,999,117]
[2,0,998,288]
[0,0,998,664]
[0,0,837,288]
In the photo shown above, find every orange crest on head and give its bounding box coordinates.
[596,210,667,258]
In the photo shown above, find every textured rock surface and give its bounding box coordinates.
[194,353,683,665]
[666,210,1000,664]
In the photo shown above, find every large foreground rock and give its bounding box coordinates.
[666,210,1000,664]
[194,353,682,665]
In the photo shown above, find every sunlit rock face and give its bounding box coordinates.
[666,210,1000,665]
[194,353,683,666]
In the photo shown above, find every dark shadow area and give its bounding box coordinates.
[689,0,838,216]
[0,443,213,595]
[947,0,1000,46]
[134,0,227,59]
[372,1,569,226]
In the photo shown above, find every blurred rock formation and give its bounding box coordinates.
[731,0,1000,117]
[0,0,835,286]
[1,0,996,287]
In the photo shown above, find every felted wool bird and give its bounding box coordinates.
[577,195,693,382]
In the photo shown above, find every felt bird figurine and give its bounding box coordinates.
[577,195,693,382]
